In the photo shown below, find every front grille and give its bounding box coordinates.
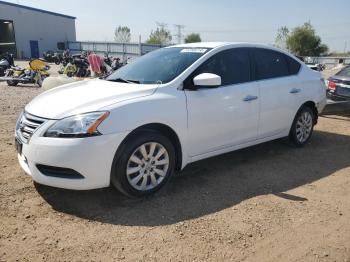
[16,112,46,143]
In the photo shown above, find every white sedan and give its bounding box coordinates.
[15,42,327,197]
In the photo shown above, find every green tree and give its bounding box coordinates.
[185,33,202,43]
[146,27,172,45]
[285,22,328,56]
[114,26,131,43]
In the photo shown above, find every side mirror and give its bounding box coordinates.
[193,73,221,88]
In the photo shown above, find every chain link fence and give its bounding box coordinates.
[67,41,165,63]
[67,41,350,68]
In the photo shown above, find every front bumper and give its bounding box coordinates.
[17,126,129,190]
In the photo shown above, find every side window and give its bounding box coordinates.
[191,48,251,86]
[253,48,289,80]
[284,55,301,75]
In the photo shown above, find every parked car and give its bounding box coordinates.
[15,42,327,197]
[301,57,326,71]
[327,65,350,101]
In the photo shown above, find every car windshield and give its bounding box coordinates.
[106,47,209,84]
[336,66,350,77]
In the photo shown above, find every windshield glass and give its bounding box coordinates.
[106,47,209,84]
[336,66,350,77]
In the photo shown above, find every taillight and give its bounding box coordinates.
[328,81,336,90]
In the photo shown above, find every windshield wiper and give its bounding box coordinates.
[126,79,140,84]
[107,78,140,84]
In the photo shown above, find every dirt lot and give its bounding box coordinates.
[0,63,350,261]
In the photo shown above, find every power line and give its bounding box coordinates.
[156,22,168,31]
[174,24,185,44]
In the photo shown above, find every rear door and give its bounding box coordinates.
[252,48,302,138]
[29,40,39,58]
[184,48,259,157]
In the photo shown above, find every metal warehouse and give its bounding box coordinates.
[0,0,76,58]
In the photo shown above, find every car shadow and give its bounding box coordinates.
[35,130,350,226]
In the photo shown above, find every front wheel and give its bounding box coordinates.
[289,106,315,146]
[111,130,175,197]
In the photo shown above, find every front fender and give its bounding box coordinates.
[98,87,189,169]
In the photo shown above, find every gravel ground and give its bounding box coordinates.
[0,62,349,261]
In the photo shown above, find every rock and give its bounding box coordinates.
[25,214,30,219]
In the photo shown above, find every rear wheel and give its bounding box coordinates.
[6,71,18,86]
[7,80,18,86]
[289,106,315,146]
[111,130,175,197]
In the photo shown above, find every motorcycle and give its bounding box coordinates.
[0,53,15,76]
[43,51,62,65]
[58,51,90,77]
[111,57,123,71]
[2,59,50,87]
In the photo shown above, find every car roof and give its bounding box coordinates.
[169,42,275,49]
[168,42,301,61]
[170,42,230,48]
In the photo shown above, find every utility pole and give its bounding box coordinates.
[344,41,347,54]
[156,22,168,31]
[174,24,185,44]
[155,22,169,45]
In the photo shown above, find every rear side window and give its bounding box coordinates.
[253,48,289,80]
[285,55,301,75]
[192,48,251,86]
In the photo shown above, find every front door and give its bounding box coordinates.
[29,40,39,58]
[184,48,259,157]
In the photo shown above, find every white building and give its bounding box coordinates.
[0,0,76,58]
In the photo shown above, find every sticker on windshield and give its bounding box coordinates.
[180,48,208,53]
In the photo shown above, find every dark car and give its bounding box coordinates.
[327,65,350,101]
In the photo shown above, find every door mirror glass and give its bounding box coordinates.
[193,73,221,87]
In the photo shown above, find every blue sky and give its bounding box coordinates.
[4,0,350,51]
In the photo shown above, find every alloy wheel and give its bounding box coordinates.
[126,142,170,191]
[295,111,313,143]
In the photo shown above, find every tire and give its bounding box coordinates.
[289,106,315,146]
[6,71,18,86]
[7,80,18,86]
[37,77,43,87]
[111,130,175,197]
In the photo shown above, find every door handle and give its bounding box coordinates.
[243,95,258,102]
[290,88,301,94]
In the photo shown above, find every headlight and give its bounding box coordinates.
[15,111,24,131]
[44,111,109,138]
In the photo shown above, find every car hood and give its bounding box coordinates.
[25,79,158,119]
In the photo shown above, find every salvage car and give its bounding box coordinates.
[15,42,327,197]
[327,65,350,101]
